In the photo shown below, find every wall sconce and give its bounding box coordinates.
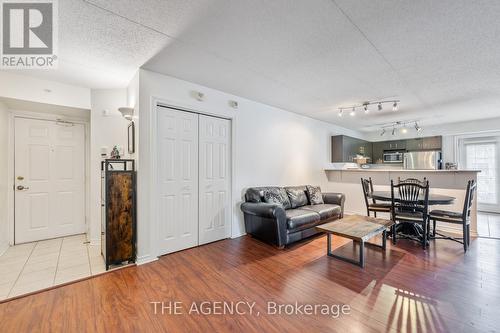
[118,107,134,121]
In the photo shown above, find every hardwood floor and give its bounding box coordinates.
[0,234,499,332]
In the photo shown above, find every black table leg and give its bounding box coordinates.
[327,234,365,268]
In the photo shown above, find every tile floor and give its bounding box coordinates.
[477,212,500,238]
[0,234,106,301]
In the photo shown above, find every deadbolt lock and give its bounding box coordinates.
[17,176,24,181]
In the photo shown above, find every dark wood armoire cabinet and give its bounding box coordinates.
[101,159,136,270]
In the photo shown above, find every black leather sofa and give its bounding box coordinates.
[241,186,345,248]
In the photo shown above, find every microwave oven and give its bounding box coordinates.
[383,151,404,163]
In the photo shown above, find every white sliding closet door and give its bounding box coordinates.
[158,107,199,255]
[198,115,231,245]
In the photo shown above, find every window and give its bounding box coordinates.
[461,137,500,212]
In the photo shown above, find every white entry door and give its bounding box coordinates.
[198,115,231,245]
[157,107,199,255]
[15,118,85,244]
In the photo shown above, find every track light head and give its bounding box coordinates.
[392,127,396,136]
[392,101,398,111]
[380,129,386,136]
[363,104,369,114]
[414,122,422,132]
[338,109,343,117]
[378,103,383,111]
[350,107,356,116]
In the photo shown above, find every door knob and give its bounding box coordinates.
[16,185,29,191]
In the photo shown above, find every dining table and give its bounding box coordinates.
[370,191,456,205]
[368,191,456,243]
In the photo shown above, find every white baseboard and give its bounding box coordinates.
[231,232,246,239]
[0,241,9,256]
[136,255,158,265]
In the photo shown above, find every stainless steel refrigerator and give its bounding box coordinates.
[403,151,442,170]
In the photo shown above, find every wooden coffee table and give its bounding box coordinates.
[316,215,394,268]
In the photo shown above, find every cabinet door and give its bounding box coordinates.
[394,140,406,150]
[423,136,442,150]
[407,138,423,151]
[331,136,344,162]
[372,142,384,164]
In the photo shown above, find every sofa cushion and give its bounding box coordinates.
[245,188,264,202]
[263,187,291,209]
[306,185,324,205]
[302,204,341,220]
[285,209,321,232]
[285,186,309,208]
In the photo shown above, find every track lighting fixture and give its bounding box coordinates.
[337,100,400,119]
[379,120,422,136]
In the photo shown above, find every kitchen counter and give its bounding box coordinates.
[324,168,480,173]
[324,168,479,236]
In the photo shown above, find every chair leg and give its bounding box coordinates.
[467,224,471,246]
[462,223,468,252]
[432,219,436,237]
[422,219,427,249]
[374,211,377,218]
[392,224,397,245]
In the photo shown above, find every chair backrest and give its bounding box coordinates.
[361,177,375,207]
[462,180,477,220]
[397,177,427,186]
[391,179,430,217]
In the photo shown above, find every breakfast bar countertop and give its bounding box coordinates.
[324,168,480,173]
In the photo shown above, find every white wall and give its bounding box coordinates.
[133,69,364,263]
[0,72,91,109]
[89,89,131,243]
[0,101,9,255]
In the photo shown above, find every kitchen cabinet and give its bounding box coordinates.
[406,136,442,151]
[332,135,442,163]
[372,142,385,164]
[383,140,406,151]
[406,138,423,151]
[423,136,442,150]
[331,135,372,163]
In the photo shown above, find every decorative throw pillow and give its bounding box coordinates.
[285,187,309,208]
[263,188,291,209]
[306,185,324,205]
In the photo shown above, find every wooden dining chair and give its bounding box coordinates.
[429,180,477,252]
[361,178,391,217]
[390,179,430,249]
